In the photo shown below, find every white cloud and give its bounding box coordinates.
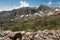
[0,1,30,11]
[0,6,16,11]
[48,2,52,5]
[47,1,60,5]
[19,1,30,7]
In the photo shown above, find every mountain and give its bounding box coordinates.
[0,5,51,21]
[0,5,59,21]
[0,7,37,20]
[37,5,51,11]
[0,5,60,31]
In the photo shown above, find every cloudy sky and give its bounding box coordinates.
[0,0,60,11]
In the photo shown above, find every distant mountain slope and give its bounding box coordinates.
[0,5,59,21]
[0,7,37,20]
[37,5,51,11]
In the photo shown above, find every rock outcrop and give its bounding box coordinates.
[0,29,60,40]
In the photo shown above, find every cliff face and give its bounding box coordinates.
[0,7,37,20]
[0,30,60,40]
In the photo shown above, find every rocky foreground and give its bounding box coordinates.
[0,29,60,40]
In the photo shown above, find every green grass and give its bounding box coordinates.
[0,15,60,32]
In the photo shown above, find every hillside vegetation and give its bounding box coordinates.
[0,14,60,31]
